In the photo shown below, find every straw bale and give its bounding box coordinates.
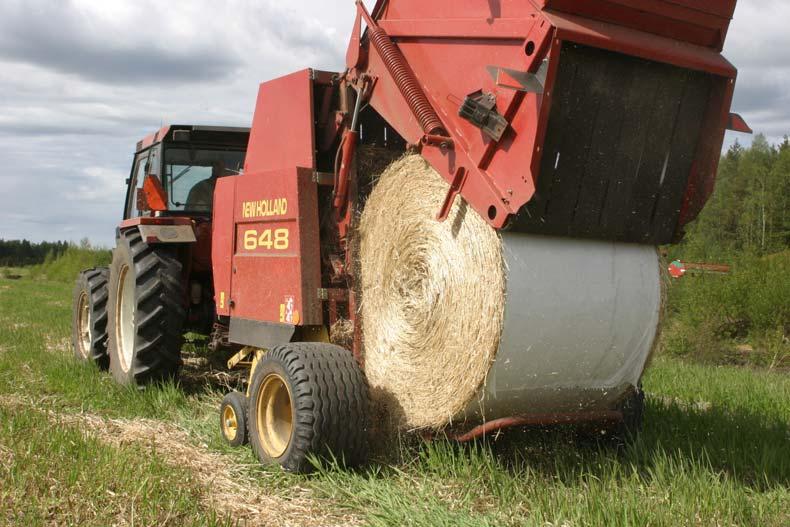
[358,154,505,430]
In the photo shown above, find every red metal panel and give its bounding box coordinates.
[244,69,316,174]
[211,177,236,316]
[364,44,425,145]
[537,0,737,19]
[229,167,321,326]
[543,10,736,76]
[377,0,537,19]
[136,125,171,152]
[119,216,192,229]
[379,18,535,39]
[536,0,735,49]
[360,0,740,237]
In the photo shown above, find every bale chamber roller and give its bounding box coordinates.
[209,0,751,470]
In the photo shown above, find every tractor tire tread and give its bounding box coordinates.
[71,267,111,368]
[107,229,186,386]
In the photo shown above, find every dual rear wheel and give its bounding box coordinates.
[72,231,186,386]
[72,268,111,368]
[106,230,186,386]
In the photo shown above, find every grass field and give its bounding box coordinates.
[0,274,787,526]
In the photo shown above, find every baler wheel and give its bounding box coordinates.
[106,229,186,386]
[220,391,249,447]
[71,267,110,369]
[247,343,369,473]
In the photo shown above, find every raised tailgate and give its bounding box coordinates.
[512,42,715,245]
[537,0,736,49]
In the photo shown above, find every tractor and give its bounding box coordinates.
[72,125,248,382]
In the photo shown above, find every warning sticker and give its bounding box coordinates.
[279,295,300,324]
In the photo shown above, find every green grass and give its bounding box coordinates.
[0,275,788,526]
[306,358,789,526]
[0,406,230,527]
[28,246,111,282]
[660,251,790,370]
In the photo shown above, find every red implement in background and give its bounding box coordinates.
[669,260,732,278]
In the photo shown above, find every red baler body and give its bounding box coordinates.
[213,0,745,352]
[212,70,323,329]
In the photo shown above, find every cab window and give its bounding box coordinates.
[163,148,245,213]
[125,151,150,219]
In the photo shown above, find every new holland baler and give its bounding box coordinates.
[73,0,749,472]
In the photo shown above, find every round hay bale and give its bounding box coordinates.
[358,154,505,430]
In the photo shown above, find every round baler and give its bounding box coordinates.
[73,0,749,473]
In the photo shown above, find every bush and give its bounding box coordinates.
[668,253,789,332]
[661,251,789,366]
[29,247,112,283]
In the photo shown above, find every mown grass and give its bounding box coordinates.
[1,275,788,526]
[0,406,230,527]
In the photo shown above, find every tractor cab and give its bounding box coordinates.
[124,125,250,220]
[114,125,250,338]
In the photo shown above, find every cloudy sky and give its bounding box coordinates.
[0,0,786,246]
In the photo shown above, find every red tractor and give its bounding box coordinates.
[72,125,249,383]
[73,1,750,473]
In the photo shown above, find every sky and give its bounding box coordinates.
[0,0,786,247]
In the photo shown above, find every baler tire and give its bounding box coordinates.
[107,229,186,386]
[71,267,110,369]
[247,343,369,474]
[220,391,249,447]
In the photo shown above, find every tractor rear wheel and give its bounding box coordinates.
[71,267,110,369]
[107,229,186,386]
[248,343,369,473]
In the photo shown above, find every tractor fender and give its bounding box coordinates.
[117,218,197,244]
[136,224,196,244]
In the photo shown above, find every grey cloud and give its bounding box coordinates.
[0,2,241,84]
[0,123,110,137]
[723,0,790,144]
[731,74,790,114]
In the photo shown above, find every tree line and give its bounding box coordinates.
[676,134,790,260]
[0,239,72,267]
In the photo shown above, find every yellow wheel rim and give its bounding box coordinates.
[255,374,293,458]
[77,291,91,358]
[222,404,238,441]
[115,264,135,373]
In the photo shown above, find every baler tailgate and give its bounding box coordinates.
[538,0,736,49]
[514,43,714,244]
